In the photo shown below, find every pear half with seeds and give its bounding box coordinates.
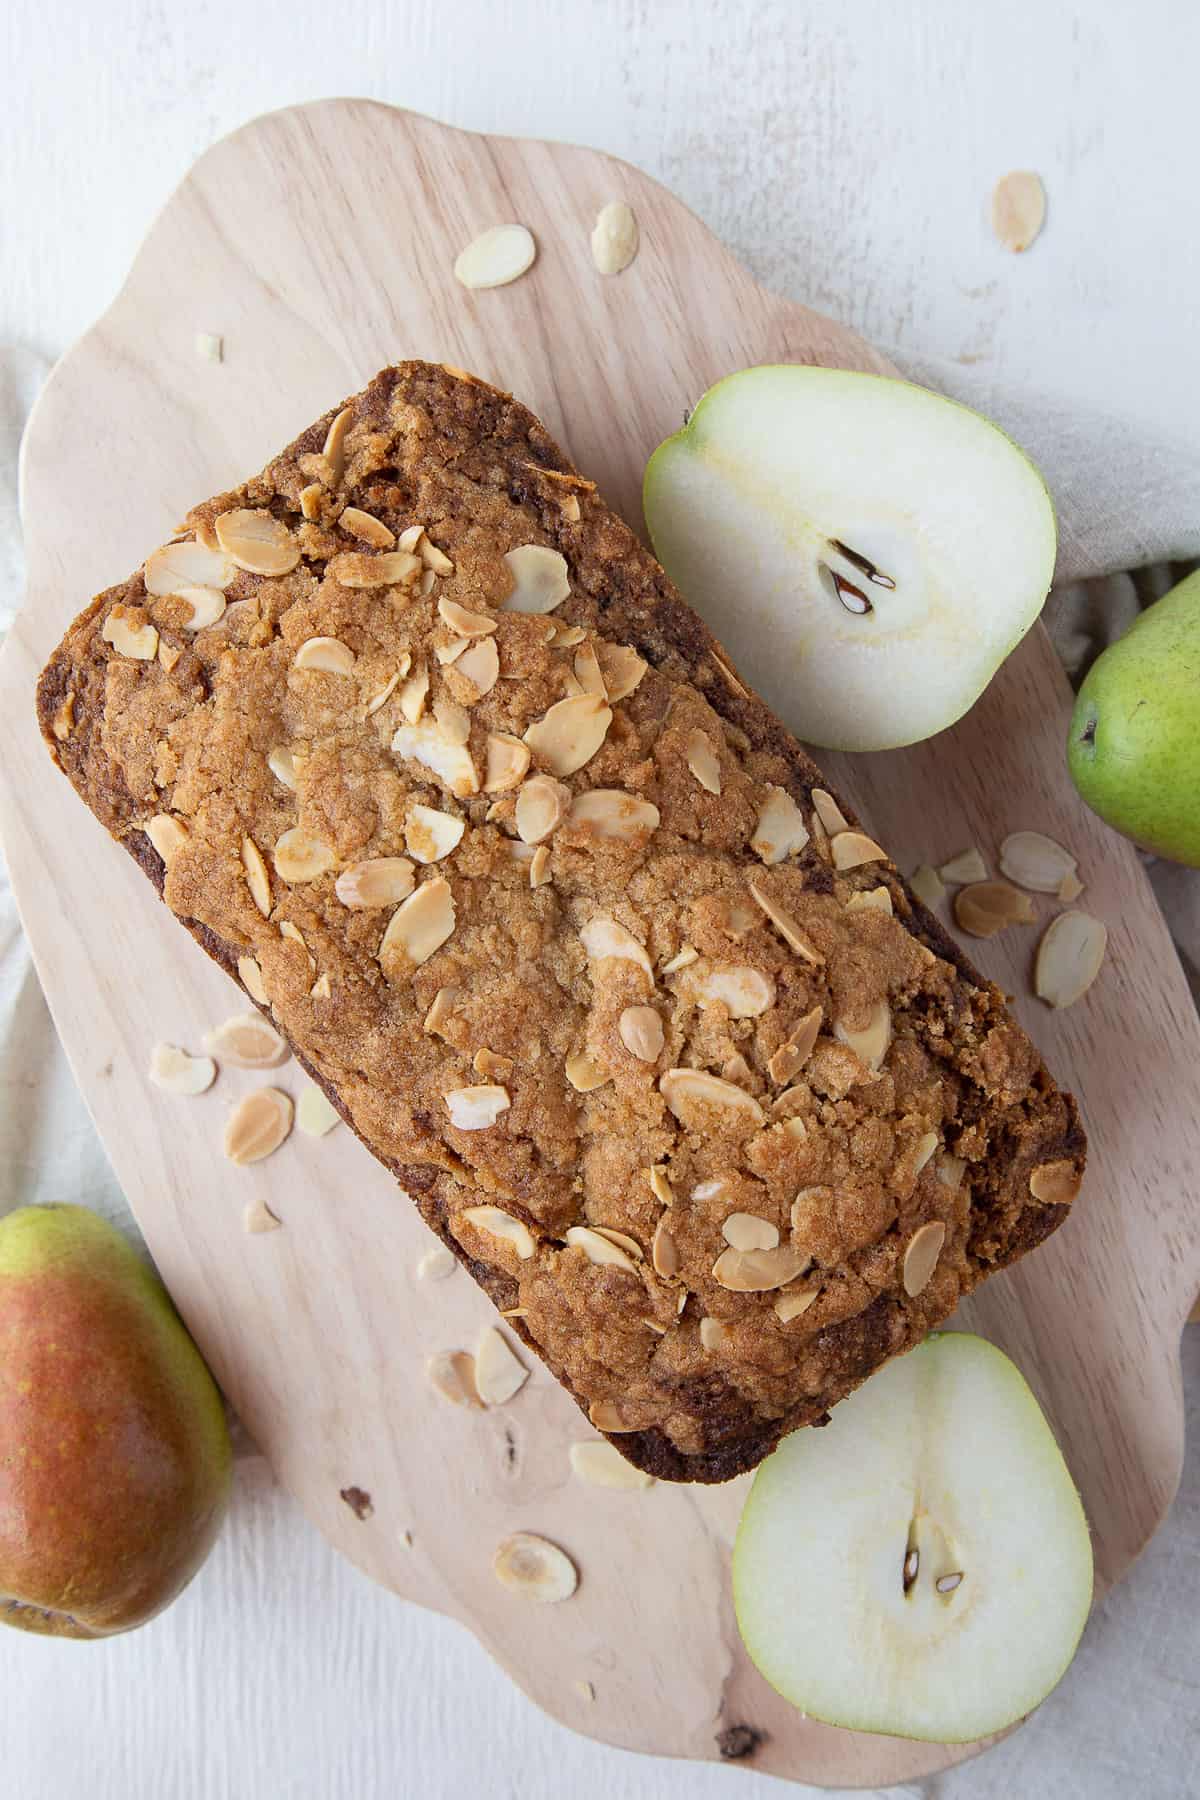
[643,367,1057,751]
[732,1333,1092,1743]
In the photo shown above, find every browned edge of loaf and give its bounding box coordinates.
[34,361,1086,1483]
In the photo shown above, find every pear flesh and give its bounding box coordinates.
[643,367,1057,752]
[732,1333,1093,1743]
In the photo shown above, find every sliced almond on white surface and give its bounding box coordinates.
[335,857,416,909]
[492,1532,577,1603]
[569,1440,654,1489]
[524,694,612,776]
[214,508,300,576]
[460,1205,536,1259]
[426,1350,482,1409]
[144,538,236,595]
[568,790,660,841]
[751,786,810,865]
[148,1043,216,1096]
[474,1328,529,1406]
[590,201,639,274]
[454,224,537,289]
[242,1196,282,1235]
[444,1085,511,1131]
[501,543,571,613]
[205,1013,288,1069]
[693,963,776,1018]
[406,804,465,864]
[416,1245,457,1281]
[999,831,1078,894]
[294,635,356,676]
[1035,910,1107,1008]
[297,1085,340,1137]
[102,607,158,660]
[991,170,1046,253]
[379,878,456,974]
[223,1088,293,1165]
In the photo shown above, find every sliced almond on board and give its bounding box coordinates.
[241,835,271,916]
[460,1205,536,1259]
[902,1220,947,1296]
[618,1005,665,1062]
[454,224,537,289]
[335,857,415,909]
[214,509,300,577]
[205,1013,288,1069]
[991,170,1047,253]
[1035,910,1108,1008]
[474,1328,529,1406]
[693,963,775,1018]
[492,1533,578,1603]
[524,694,612,776]
[909,864,946,908]
[712,1242,808,1292]
[483,733,532,793]
[426,1350,482,1409]
[102,607,158,660]
[144,538,236,595]
[294,635,356,676]
[999,830,1079,894]
[500,543,571,613]
[659,1068,764,1128]
[444,1085,511,1131]
[938,847,988,885]
[722,1212,780,1251]
[568,790,660,842]
[569,1440,654,1490]
[565,1226,639,1273]
[297,1085,340,1137]
[243,1196,282,1235]
[834,999,892,1072]
[590,201,639,275]
[751,786,810,864]
[685,729,722,795]
[148,1043,216,1096]
[406,804,465,864]
[954,880,1036,938]
[516,774,572,844]
[145,814,188,864]
[378,878,456,975]
[1058,870,1085,903]
[579,915,653,978]
[223,1088,293,1165]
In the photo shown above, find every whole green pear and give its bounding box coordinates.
[0,1204,231,1637]
[1068,568,1200,867]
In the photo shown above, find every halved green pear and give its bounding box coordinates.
[732,1333,1092,1743]
[644,368,1057,751]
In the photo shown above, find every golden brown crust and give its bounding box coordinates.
[36,361,1084,1482]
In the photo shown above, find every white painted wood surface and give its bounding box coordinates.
[1,5,1199,1798]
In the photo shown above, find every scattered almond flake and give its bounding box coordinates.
[524,693,612,777]
[767,1005,822,1085]
[243,1196,282,1234]
[445,1084,510,1131]
[421,538,454,576]
[238,955,268,1004]
[954,880,1036,938]
[297,1084,340,1137]
[294,635,356,676]
[454,223,537,289]
[309,971,331,999]
[991,170,1046,253]
[662,946,700,980]
[748,880,823,964]
[379,878,456,975]
[913,1131,940,1174]
[569,643,604,699]
[721,1052,754,1088]
[775,1288,819,1324]
[810,788,851,835]
[659,1068,764,1128]
[579,914,654,979]
[938,848,988,885]
[194,331,223,362]
[845,885,893,915]
[909,864,946,908]
[474,1046,514,1081]
[144,538,235,595]
[549,621,587,647]
[651,1215,679,1276]
[1059,870,1084,902]
[439,596,497,638]
[241,835,271,915]
[591,199,639,274]
[565,1225,639,1273]
[589,1399,637,1433]
[299,483,324,522]
[321,406,353,486]
[647,1166,676,1209]
[483,732,532,793]
[205,1013,288,1069]
[771,1091,809,1127]
[1035,910,1107,1008]
[618,1005,664,1063]
[693,963,775,1018]
[474,1328,529,1406]
[562,495,582,524]
[530,845,551,887]
[699,1317,728,1352]
[267,746,297,791]
[340,506,396,548]
[460,1205,537,1259]
[281,913,311,953]
[406,804,465,864]
[426,1349,482,1409]
[214,508,300,577]
[721,1212,780,1252]
[937,1153,966,1192]
[1029,1159,1083,1205]
[438,633,472,664]
[506,840,536,863]
[831,830,887,871]
[329,549,422,590]
[685,729,722,795]
[712,1243,809,1293]
[422,986,458,1038]
[999,830,1079,895]
[223,1087,293,1165]
[102,606,158,660]
[335,857,415,910]
[145,813,189,864]
[396,524,425,553]
[171,585,226,630]
[902,1221,947,1296]
[416,1245,457,1281]
[751,786,810,864]
[397,663,430,725]
[391,716,478,798]
[434,696,471,745]
[565,1051,609,1092]
[834,999,892,1073]
[363,665,407,717]
[418,568,436,596]
[148,1042,216,1096]
[492,1532,577,1604]
[516,774,571,844]
[595,641,647,702]
[590,1227,645,1259]
[455,637,500,697]
[567,789,660,843]
[273,828,335,885]
[569,1441,653,1491]
[501,543,572,614]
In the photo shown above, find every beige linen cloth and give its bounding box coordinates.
[1,339,1198,1799]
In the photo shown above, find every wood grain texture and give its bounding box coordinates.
[2,100,1198,1791]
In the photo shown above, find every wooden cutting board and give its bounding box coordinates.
[3,100,1198,1789]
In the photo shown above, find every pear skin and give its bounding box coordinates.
[0,1204,231,1638]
